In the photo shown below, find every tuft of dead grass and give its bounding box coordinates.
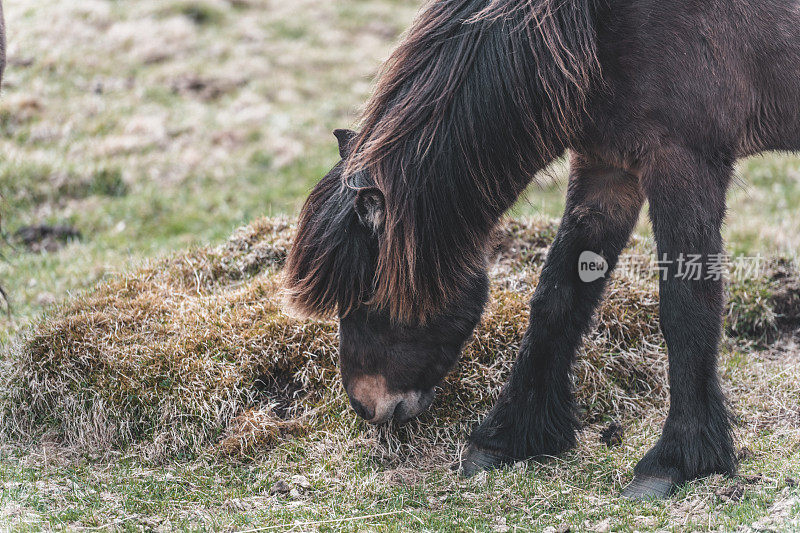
[1,217,338,460]
[726,258,800,341]
[0,217,797,462]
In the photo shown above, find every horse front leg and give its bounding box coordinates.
[462,153,644,475]
[623,148,737,499]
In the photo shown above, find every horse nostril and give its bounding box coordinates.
[349,397,375,421]
[392,400,406,420]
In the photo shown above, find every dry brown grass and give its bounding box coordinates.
[0,217,797,464]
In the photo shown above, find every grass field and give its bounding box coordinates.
[0,0,798,531]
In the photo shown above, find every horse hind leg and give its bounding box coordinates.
[462,153,644,476]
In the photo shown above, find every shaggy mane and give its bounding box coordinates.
[283,165,373,320]
[345,0,601,322]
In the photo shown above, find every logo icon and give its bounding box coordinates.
[578,251,608,283]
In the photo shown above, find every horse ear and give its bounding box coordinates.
[354,187,385,233]
[333,129,357,159]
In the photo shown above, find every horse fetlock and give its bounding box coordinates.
[468,400,579,466]
[634,417,737,487]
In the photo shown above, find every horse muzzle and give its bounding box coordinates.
[346,375,435,425]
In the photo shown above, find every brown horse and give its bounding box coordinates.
[284,0,800,498]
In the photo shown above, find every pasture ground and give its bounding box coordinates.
[0,0,798,530]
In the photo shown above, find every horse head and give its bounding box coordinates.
[284,131,489,424]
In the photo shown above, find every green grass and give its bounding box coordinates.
[0,0,798,530]
[0,426,797,531]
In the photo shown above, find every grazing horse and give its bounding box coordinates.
[284,0,800,498]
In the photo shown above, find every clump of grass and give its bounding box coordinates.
[726,259,800,341]
[0,218,334,460]
[0,218,795,461]
[726,277,779,340]
[88,167,128,198]
[214,409,309,460]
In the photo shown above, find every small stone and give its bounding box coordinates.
[493,517,509,532]
[269,479,291,494]
[636,517,657,528]
[225,498,252,512]
[289,488,302,499]
[591,518,611,533]
[290,474,311,489]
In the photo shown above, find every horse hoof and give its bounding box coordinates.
[621,475,674,500]
[459,445,514,477]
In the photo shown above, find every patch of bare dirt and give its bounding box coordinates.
[171,75,247,101]
[14,225,81,253]
[599,422,624,448]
